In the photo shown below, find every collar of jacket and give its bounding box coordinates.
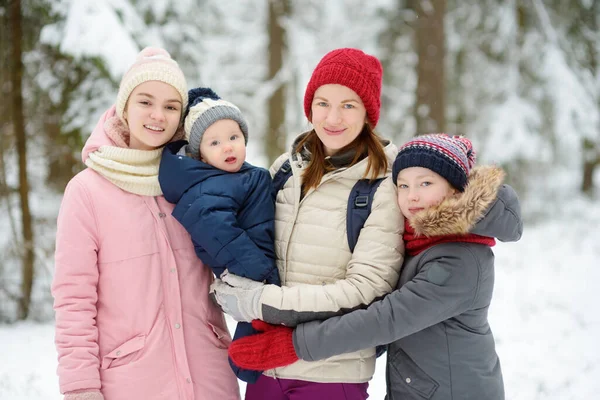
[408,165,506,237]
[160,139,253,203]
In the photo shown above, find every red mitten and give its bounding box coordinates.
[228,320,299,370]
[251,320,282,332]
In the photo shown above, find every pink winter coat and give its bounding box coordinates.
[52,108,240,400]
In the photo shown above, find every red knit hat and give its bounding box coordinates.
[304,48,383,127]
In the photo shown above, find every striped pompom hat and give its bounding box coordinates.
[184,87,249,158]
[392,133,476,191]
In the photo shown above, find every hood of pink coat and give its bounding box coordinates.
[81,105,121,163]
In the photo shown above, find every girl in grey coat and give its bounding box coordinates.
[227,133,523,400]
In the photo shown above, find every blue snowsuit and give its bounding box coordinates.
[159,140,280,383]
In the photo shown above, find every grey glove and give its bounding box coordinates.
[210,270,265,322]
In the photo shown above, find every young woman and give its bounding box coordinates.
[227,134,523,400]
[212,48,405,399]
[52,47,240,400]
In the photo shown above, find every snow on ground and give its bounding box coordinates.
[1,203,598,399]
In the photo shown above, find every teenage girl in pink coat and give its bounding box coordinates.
[52,47,240,400]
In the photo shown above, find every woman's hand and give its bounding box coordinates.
[228,320,299,370]
[210,271,265,322]
[64,390,104,400]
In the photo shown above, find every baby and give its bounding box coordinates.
[158,87,280,384]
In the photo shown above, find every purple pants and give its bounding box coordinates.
[244,374,369,400]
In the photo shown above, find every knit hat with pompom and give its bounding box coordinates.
[116,47,188,121]
[184,87,249,158]
[392,133,476,191]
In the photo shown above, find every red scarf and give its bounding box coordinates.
[403,220,496,256]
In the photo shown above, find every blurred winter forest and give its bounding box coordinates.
[0,0,598,323]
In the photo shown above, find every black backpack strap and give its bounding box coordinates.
[271,160,292,202]
[375,344,387,358]
[346,177,385,252]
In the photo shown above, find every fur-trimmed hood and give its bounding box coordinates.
[409,165,506,237]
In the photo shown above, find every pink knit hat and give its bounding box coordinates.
[304,48,383,127]
[116,47,188,121]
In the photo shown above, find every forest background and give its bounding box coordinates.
[0,1,598,391]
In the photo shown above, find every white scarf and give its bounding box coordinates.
[85,145,163,196]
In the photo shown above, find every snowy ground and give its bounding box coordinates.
[1,201,599,399]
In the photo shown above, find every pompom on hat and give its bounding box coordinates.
[184,87,249,158]
[392,133,476,191]
[116,47,188,121]
[303,48,383,127]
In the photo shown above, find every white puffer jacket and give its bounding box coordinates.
[260,140,404,383]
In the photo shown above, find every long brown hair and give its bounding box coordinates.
[295,124,388,193]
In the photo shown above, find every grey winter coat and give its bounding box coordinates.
[292,166,523,400]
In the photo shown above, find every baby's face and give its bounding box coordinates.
[396,167,457,218]
[199,119,246,172]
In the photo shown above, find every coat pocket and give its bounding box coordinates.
[389,347,439,399]
[207,322,232,349]
[101,334,146,370]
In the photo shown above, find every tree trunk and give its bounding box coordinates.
[378,0,412,141]
[581,159,598,194]
[579,1,599,195]
[413,0,446,134]
[266,0,289,165]
[45,58,85,191]
[8,0,35,320]
[581,138,600,194]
